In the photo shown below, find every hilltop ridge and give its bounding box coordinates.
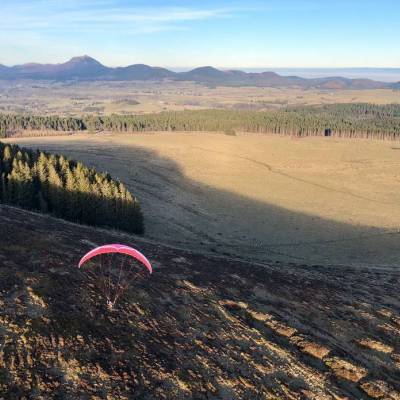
[0,56,398,89]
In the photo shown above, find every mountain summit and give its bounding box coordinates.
[9,55,108,79]
[67,55,102,64]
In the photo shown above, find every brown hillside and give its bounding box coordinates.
[0,205,399,399]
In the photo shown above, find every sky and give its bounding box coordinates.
[1,0,399,68]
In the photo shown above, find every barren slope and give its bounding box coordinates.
[0,205,399,399]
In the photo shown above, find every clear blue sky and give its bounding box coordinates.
[1,0,399,68]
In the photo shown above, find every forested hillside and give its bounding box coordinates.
[0,142,143,233]
[1,103,400,140]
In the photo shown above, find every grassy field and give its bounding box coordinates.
[0,80,399,116]
[7,132,400,267]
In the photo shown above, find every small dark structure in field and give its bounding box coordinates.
[324,128,332,137]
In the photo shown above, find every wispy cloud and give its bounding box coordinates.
[1,1,233,35]
[0,0,238,64]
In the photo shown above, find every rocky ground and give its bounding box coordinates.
[0,205,399,399]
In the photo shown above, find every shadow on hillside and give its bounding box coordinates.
[1,205,399,398]
[7,135,400,267]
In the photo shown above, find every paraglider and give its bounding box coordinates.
[78,244,152,310]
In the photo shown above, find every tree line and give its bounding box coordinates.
[0,142,144,234]
[1,103,400,140]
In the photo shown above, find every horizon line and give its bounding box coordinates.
[1,55,399,70]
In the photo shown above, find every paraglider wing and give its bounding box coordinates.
[78,243,152,273]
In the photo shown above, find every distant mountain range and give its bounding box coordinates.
[0,55,398,89]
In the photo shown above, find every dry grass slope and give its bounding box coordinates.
[0,205,399,399]
[7,133,400,267]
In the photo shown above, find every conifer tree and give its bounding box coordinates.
[0,141,144,234]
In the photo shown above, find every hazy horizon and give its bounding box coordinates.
[172,67,400,82]
[2,54,399,82]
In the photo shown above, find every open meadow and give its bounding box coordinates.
[7,132,400,267]
[0,80,399,116]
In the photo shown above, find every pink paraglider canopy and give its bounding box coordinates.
[78,243,152,273]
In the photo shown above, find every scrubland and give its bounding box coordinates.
[0,80,399,115]
[0,205,399,399]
